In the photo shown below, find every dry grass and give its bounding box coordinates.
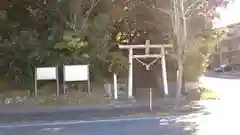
[0,82,112,106]
[199,87,218,100]
[200,92,218,100]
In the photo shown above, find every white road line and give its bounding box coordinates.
[0,116,177,128]
[39,127,64,132]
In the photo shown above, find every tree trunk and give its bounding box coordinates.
[182,71,186,96]
[177,59,183,98]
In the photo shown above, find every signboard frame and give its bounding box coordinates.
[34,66,60,97]
[63,65,91,94]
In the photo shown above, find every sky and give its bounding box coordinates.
[213,0,240,28]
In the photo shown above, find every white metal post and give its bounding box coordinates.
[161,47,169,95]
[34,68,38,97]
[63,66,67,95]
[128,48,133,98]
[56,66,60,96]
[149,88,152,111]
[113,73,118,100]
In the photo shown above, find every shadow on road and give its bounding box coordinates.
[0,99,209,124]
[203,71,240,79]
[157,100,224,135]
[1,100,227,135]
[0,111,210,135]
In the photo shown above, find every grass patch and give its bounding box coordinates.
[199,87,218,100]
[126,111,170,117]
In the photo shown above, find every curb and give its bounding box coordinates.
[0,98,189,115]
[0,104,170,115]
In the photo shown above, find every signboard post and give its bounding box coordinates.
[34,67,59,97]
[63,65,91,94]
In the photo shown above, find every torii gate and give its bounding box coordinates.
[119,40,173,98]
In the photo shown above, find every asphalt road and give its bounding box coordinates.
[0,116,198,135]
[202,71,240,100]
[0,105,188,123]
[0,71,240,135]
[0,100,234,135]
[1,100,239,135]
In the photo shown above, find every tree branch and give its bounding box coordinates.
[154,7,172,16]
[79,0,100,32]
[184,0,204,16]
[138,0,172,16]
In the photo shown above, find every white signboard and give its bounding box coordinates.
[36,67,57,80]
[64,65,89,82]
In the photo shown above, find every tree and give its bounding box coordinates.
[0,0,229,93]
[152,0,229,98]
[184,28,228,81]
[0,0,69,87]
[54,0,129,81]
[0,0,129,85]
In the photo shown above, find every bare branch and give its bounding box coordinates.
[184,0,205,16]
[154,7,172,16]
[138,0,172,16]
[80,0,100,32]
[143,20,170,31]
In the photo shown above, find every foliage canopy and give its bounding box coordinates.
[0,0,229,88]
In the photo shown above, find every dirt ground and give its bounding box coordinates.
[0,82,112,106]
[0,80,207,107]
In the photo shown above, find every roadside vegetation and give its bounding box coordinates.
[199,87,219,100]
[0,0,229,105]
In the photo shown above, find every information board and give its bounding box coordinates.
[64,65,89,82]
[36,67,57,80]
[34,66,59,97]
